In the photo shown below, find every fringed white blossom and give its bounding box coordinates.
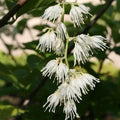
[54,38,65,55]
[63,100,80,120]
[43,82,81,114]
[56,22,67,41]
[37,31,56,52]
[89,35,107,51]
[70,4,91,27]
[73,34,107,65]
[42,4,63,22]
[43,90,61,113]
[55,62,69,83]
[41,59,68,83]
[58,71,99,102]
[79,34,107,51]
[70,73,100,95]
[73,35,90,65]
[54,22,67,55]
[58,82,82,103]
[41,60,58,78]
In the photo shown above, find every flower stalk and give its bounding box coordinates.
[64,35,69,68]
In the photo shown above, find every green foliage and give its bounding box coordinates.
[0,105,24,120]
[5,0,56,17]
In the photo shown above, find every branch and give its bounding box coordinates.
[0,34,17,63]
[21,77,48,108]
[82,0,115,34]
[0,0,28,28]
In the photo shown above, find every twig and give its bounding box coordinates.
[97,59,104,74]
[0,0,28,28]
[21,77,48,108]
[0,34,17,63]
[14,77,48,120]
[82,0,115,34]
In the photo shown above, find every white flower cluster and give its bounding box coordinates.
[73,34,107,65]
[37,1,107,120]
[37,23,66,55]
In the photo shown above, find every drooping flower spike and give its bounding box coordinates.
[38,1,108,120]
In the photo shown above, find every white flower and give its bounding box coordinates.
[73,35,90,65]
[73,34,107,65]
[44,85,80,119]
[56,62,69,83]
[43,90,61,113]
[63,100,80,120]
[41,60,58,78]
[89,35,107,51]
[54,22,67,55]
[37,31,56,52]
[58,82,82,103]
[41,59,68,83]
[79,34,107,51]
[70,73,100,95]
[56,22,67,41]
[42,4,63,22]
[70,4,91,27]
[54,38,65,55]
[57,71,99,102]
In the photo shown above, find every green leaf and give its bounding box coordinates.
[113,47,120,55]
[16,18,28,34]
[0,105,24,120]
[27,54,42,71]
[33,24,49,31]
[5,0,18,9]
[23,40,38,50]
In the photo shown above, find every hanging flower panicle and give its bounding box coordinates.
[37,1,108,120]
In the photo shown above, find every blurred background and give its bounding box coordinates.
[0,0,120,120]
